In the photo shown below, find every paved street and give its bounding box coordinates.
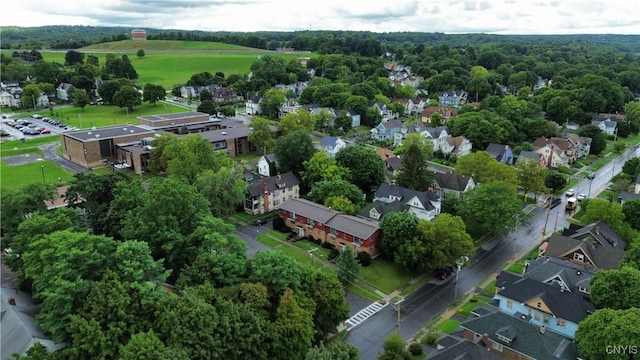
[346,146,639,359]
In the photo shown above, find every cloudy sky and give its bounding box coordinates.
[3,0,640,35]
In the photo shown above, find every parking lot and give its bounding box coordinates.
[1,113,73,140]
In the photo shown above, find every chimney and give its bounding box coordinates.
[263,182,269,213]
[481,333,489,346]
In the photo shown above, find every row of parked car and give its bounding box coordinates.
[3,119,51,135]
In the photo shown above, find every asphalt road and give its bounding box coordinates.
[346,146,639,359]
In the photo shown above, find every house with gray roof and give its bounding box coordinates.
[432,171,475,199]
[244,172,300,215]
[516,151,545,166]
[245,95,262,115]
[357,201,407,222]
[523,257,595,296]
[317,136,346,157]
[618,190,640,206]
[370,119,403,141]
[542,234,625,270]
[393,124,450,152]
[485,144,514,164]
[56,82,75,101]
[461,311,580,360]
[564,220,625,251]
[591,116,618,136]
[257,153,277,177]
[493,271,595,338]
[278,198,381,256]
[429,335,501,360]
[373,183,441,221]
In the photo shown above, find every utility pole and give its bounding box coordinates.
[512,218,519,259]
[395,298,404,335]
[543,206,551,235]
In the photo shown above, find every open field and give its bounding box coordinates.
[81,40,266,52]
[1,159,74,190]
[1,135,59,158]
[13,101,191,129]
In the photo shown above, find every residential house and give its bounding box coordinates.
[428,335,501,360]
[485,144,514,165]
[179,85,198,99]
[532,143,568,169]
[563,220,626,251]
[523,256,596,296]
[317,136,346,157]
[257,153,277,177]
[443,135,472,158]
[542,234,625,270]
[56,83,75,101]
[310,107,337,127]
[560,133,591,160]
[369,102,396,122]
[342,109,361,128]
[494,271,595,338]
[461,311,580,360]
[244,172,300,215]
[384,156,403,179]
[394,124,449,152]
[278,198,381,256]
[432,171,475,199]
[636,173,640,194]
[376,148,396,162]
[392,98,427,116]
[533,137,576,165]
[206,85,241,103]
[516,151,546,167]
[421,106,458,124]
[0,89,21,108]
[370,119,403,141]
[591,117,618,136]
[373,183,441,221]
[279,97,301,118]
[357,201,407,222]
[438,90,468,108]
[245,95,262,116]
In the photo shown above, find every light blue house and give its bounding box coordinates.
[370,119,403,141]
[494,271,594,339]
[437,90,468,108]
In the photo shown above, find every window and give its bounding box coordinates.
[537,302,542,308]
[492,342,503,351]
[307,218,313,228]
[573,253,584,262]
[330,228,337,237]
[506,300,513,309]
[556,318,566,327]
[289,212,296,221]
[354,237,361,245]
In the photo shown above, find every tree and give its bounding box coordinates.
[309,179,365,208]
[335,247,360,284]
[162,134,221,184]
[395,133,434,191]
[136,49,145,58]
[590,266,640,310]
[301,151,350,189]
[143,83,166,106]
[279,110,314,135]
[113,85,142,111]
[515,159,549,199]
[308,271,351,340]
[197,99,219,115]
[622,157,640,178]
[379,211,419,259]
[260,88,286,119]
[120,330,189,360]
[65,50,84,66]
[0,183,56,244]
[455,151,518,186]
[21,84,41,109]
[98,79,122,104]
[335,145,385,195]
[577,124,607,155]
[248,117,276,155]
[622,199,640,230]
[575,308,640,360]
[275,130,316,176]
[249,251,307,295]
[269,288,314,360]
[544,172,567,192]
[378,333,411,360]
[580,199,624,232]
[194,167,247,217]
[306,341,359,360]
[71,88,90,111]
[622,243,640,269]
[325,196,358,214]
[458,182,524,238]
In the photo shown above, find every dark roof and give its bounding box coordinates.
[63,125,155,142]
[544,234,625,269]
[433,171,472,192]
[524,257,596,293]
[517,150,542,162]
[246,172,299,197]
[568,220,625,250]
[196,126,253,142]
[261,154,277,164]
[385,156,402,171]
[496,271,595,324]
[279,198,337,223]
[379,119,403,130]
[430,336,501,360]
[326,214,379,240]
[461,311,580,360]
[137,112,209,122]
[619,191,640,202]
[357,201,408,220]
[374,183,439,211]
[422,125,450,139]
[485,143,512,160]
[319,136,341,147]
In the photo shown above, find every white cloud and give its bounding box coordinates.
[2,0,639,34]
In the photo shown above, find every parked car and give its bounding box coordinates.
[587,172,596,180]
[31,114,43,119]
[577,193,587,201]
[435,266,456,281]
[40,129,51,134]
[565,188,575,197]
[255,218,267,226]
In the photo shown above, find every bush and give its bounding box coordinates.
[408,342,423,356]
[321,241,334,249]
[357,251,372,266]
[272,217,285,231]
[327,249,339,261]
[421,332,439,346]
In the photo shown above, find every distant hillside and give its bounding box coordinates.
[81,40,266,52]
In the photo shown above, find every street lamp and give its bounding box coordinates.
[40,165,45,182]
[395,298,405,335]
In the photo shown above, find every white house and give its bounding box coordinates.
[245,95,262,116]
[56,83,75,101]
[257,154,277,177]
[373,183,441,221]
[442,136,472,158]
[317,136,346,157]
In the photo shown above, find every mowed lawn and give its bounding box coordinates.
[1,160,75,190]
[81,40,264,52]
[14,102,192,129]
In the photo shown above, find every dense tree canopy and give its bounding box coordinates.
[458,182,524,238]
[335,145,385,195]
[275,130,316,176]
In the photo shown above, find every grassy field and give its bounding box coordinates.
[1,159,74,190]
[359,257,414,294]
[40,45,308,88]
[1,135,59,158]
[81,40,265,52]
[13,102,192,129]
[436,319,461,334]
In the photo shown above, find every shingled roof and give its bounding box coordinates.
[523,257,596,293]
[246,172,299,197]
[374,183,439,211]
[433,171,473,192]
[544,234,625,270]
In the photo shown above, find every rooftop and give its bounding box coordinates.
[63,125,155,142]
[137,111,209,122]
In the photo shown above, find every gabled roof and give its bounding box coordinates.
[485,143,510,158]
[246,172,299,197]
[591,119,617,129]
[429,336,501,360]
[433,171,472,192]
[544,234,625,270]
[533,137,572,151]
[279,198,336,223]
[319,136,342,147]
[378,119,403,130]
[496,272,595,323]
[567,220,625,250]
[423,125,450,139]
[357,201,408,220]
[376,148,396,161]
[619,190,640,202]
[260,153,277,164]
[461,312,579,360]
[385,156,402,171]
[374,183,439,210]
[524,257,596,293]
[516,151,543,163]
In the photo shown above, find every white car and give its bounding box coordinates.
[577,193,587,201]
[565,189,575,197]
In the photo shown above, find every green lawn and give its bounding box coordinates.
[507,263,525,274]
[0,135,59,158]
[265,230,290,241]
[82,40,264,52]
[359,257,413,294]
[436,319,461,334]
[41,50,307,89]
[1,159,74,190]
[291,239,333,261]
[15,102,192,129]
[255,234,281,248]
[457,295,492,317]
[483,280,497,296]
